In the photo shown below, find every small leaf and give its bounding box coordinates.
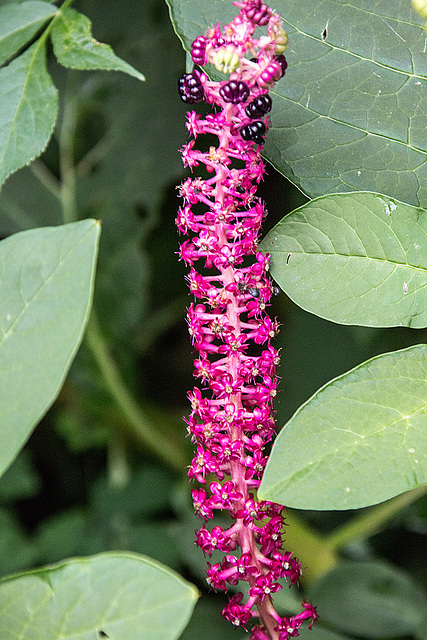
[307,562,426,638]
[0,1,56,66]
[0,552,199,640]
[0,40,58,188]
[0,220,100,478]
[260,192,427,328]
[51,8,145,80]
[259,344,427,510]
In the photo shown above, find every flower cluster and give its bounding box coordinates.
[177,2,316,638]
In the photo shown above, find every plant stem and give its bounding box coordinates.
[59,75,79,225]
[108,432,131,489]
[85,312,186,472]
[30,160,61,200]
[323,486,427,551]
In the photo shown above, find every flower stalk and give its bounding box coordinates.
[177,2,316,638]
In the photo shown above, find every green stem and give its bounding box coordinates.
[30,159,61,200]
[86,313,186,472]
[59,75,79,224]
[323,486,427,551]
[108,432,130,489]
[37,0,76,46]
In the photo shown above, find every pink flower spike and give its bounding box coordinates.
[177,2,315,637]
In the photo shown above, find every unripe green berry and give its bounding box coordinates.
[274,29,288,54]
[212,45,241,74]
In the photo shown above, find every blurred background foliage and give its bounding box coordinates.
[0,0,426,638]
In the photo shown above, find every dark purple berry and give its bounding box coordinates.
[178,71,204,104]
[274,54,288,77]
[245,94,272,119]
[191,36,207,66]
[240,120,266,145]
[219,81,250,104]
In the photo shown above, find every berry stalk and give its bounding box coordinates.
[177,2,316,638]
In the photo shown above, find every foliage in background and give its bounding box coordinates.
[0,0,426,639]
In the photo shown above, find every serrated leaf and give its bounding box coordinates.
[307,562,426,638]
[51,7,145,80]
[0,1,56,66]
[258,344,427,510]
[167,0,427,208]
[0,40,57,188]
[260,192,427,328]
[0,552,199,640]
[0,220,100,478]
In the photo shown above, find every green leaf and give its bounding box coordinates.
[307,561,426,638]
[258,344,427,510]
[0,451,40,502]
[167,0,427,208]
[298,625,356,640]
[260,192,427,328]
[0,220,100,477]
[0,40,57,188]
[51,8,145,80]
[34,508,88,564]
[0,1,56,66]
[0,508,38,576]
[0,552,199,640]
[416,613,427,640]
[179,598,246,640]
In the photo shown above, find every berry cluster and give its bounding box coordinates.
[177,2,316,639]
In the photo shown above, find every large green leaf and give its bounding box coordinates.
[51,8,145,80]
[0,39,57,188]
[307,562,426,638]
[260,192,427,328]
[0,552,199,640]
[0,1,56,66]
[167,0,427,208]
[0,220,100,478]
[258,344,427,510]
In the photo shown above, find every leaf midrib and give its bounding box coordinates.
[270,248,427,274]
